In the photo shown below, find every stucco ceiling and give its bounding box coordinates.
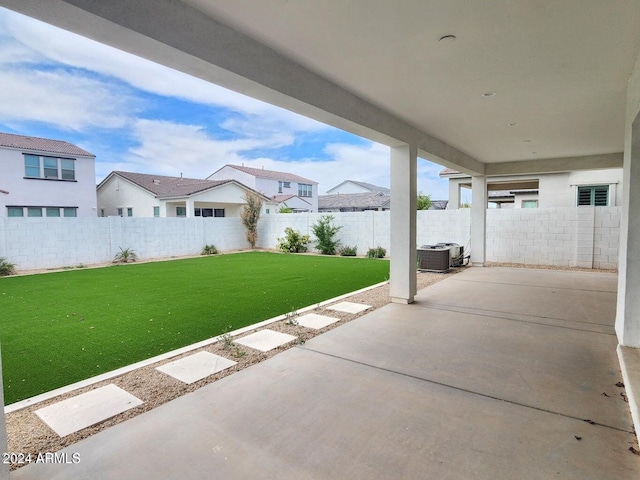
[182,0,640,164]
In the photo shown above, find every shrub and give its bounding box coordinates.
[201,244,218,255]
[0,257,16,276]
[241,193,263,248]
[279,206,293,213]
[113,247,138,263]
[277,227,310,253]
[339,245,358,257]
[367,246,386,259]
[311,215,342,255]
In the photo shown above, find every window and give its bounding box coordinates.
[127,208,133,217]
[101,209,105,217]
[298,183,313,197]
[7,206,76,217]
[278,181,283,193]
[7,207,23,217]
[578,185,608,206]
[266,208,270,214]
[195,208,214,217]
[176,206,187,217]
[23,155,75,181]
[214,209,225,218]
[521,200,538,208]
[283,182,291,188]
[117,208,123,217]
[24,155,40,177]
[153,206,160,217]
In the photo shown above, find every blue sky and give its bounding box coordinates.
[0,7,450,197]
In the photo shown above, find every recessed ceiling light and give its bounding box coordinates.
[523,139,531,143]
[439,34,457,43]
[482,92,496,97]
[532,151,538,154]
[507,122,519,127]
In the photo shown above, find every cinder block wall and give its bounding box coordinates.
[0,207,621,271]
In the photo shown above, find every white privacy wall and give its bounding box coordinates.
[0,207,620,271]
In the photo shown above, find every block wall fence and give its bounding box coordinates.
[0,207,620,271]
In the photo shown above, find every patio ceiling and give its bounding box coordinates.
[3,1,640,175]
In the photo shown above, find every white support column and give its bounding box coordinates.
[471,175,487,267]
[390,143,417,304]
[448,179,461,209]
[616,114,640,346]
[185,199,194,218]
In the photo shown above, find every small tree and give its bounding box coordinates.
[311,215,342,255]
[241,193,263,248]
[417,192,432,210]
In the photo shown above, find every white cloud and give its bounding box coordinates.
[100,119,295,180]
[0,9,328,134]
[0,68,137,131]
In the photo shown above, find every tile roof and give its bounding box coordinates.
[272,194,311,205]
[439,168,462,177]
[318,192,390,210]
[226,165,317,184]
[329,180,390,194]
[0,132,94,157]
[105,171,236,198]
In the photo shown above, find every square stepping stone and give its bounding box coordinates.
[326,301,372,314]
[297,313,340,330]
[35,384,143,437]
[156,351,236,384]
[234,329,296,352]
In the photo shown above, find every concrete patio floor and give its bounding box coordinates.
[12,267,639,479]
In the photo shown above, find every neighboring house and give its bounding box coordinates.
[0,132,97,217]
[207,164,319,212]
[326,180,390,195]
[440,168,623,209]
[272,194,312,213]
[321,180,391,212]
[97,171,273,218]
[318,192,391,212]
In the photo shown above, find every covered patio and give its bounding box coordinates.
[2,1,640,477]
[11,267,638,479]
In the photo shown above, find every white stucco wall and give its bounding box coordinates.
[448,169,623,209]
[98,177,268,217]
[0,146,96,217]
[207,166,257,189]
[207,166,319,211]
[97,175,158,217]
[326,182,371,194]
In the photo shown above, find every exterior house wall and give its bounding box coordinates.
[0,207,620,271]
[97,176,158,217]
[326,182,371,194]
[207,166,256,189]
[209,167,318,212]
[447,169,623,209]
[98,176,265,218]
[0,147,96,217]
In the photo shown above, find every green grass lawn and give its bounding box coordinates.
[0,252,389,404]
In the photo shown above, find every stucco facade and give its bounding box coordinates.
[208,164,318,212]
[444,168,623,209]
[97,171,271,218]
[0,133,96,218]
